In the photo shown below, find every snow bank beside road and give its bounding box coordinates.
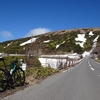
[38,53,81,69]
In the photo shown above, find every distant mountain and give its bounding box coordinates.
[0,28,100,55]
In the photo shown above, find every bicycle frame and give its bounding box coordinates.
[0,58,17,86]
[0,57,25,92]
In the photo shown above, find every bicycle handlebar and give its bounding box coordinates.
[0,57,23,69]
[10,59,18,66]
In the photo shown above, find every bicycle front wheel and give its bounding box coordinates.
[12,68,25,86]
[0,68,7,92]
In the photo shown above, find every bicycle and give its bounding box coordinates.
[0,58,25,92]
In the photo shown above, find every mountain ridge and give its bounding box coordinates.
[0,28,100,55]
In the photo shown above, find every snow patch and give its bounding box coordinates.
[39,53,80,69]
[20,38,37,46]
[44,40,51,43]
[82,51,90,57]
[82,35,100,57]
[93,35,99,42]
[56,41,65,49]
[89,35,100,53]
[4,42,12,48]
[56,45,60,49]
[89,31,94,36]
[75,34,86,47]
[38,58,67,69]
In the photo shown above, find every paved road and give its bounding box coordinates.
[2,57,100,100]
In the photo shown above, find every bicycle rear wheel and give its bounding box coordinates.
[12,68,25,86]
[0,68,7,92]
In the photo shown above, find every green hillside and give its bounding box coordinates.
[0,28,100,55]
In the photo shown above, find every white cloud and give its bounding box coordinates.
[0,31,13,38]
[26,27,51,37]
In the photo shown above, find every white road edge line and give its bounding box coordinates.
[62,67,75,73]
[62,70,68,73]
[62,59,84,73]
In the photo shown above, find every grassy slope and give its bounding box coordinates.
[0,28,100,55]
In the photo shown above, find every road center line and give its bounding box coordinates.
[91,67,95,71]
[88,59,91,66]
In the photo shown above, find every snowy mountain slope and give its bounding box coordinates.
[0,28,100,55]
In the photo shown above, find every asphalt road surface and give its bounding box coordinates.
[2,57,100,100]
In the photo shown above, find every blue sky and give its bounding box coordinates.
[0,0,100,42]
